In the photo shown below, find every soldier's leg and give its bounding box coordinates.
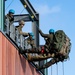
[37,58,60,70]
[19,47,40,54]
[25,48,39,53]
[27,53,55,61]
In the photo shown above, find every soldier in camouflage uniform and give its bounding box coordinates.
[36,30,71,70]
[16,20,29,37]
[5,9,15,24]
[19,32,36,54]
[26,32,35,48]
[25,32,36,59]
[39,29,55,53]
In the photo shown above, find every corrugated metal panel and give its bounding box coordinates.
[0,32,41,75]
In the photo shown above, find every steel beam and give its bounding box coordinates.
[20,0,38,21]
[14,14,38,22]
[14,14,31,22]
[32,14,39,47]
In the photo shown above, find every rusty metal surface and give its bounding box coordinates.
[0,32,41,75]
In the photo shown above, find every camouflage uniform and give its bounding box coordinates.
[39,29,55,53]
[27,30,71,70]
[5,9,15,32]
[5,14,14,23]
[26,36,35,48]
[16,20,28,37]
[37,52,67,70]
[27,29,55,61]
[25,33,36,59]
[16,25,28,37]
[5,9,15,24]
[37,57,60,70]
[36,31,71,70]
[27,53,55,61]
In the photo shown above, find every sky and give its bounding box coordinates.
[5,0,75,75]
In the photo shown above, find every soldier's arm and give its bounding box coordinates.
[20,31,29,37]
[32,40,36,48]
[39,29,49,38]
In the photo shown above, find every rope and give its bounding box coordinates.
[20,8,25,14]
[5,0,14,11]
[56,63,58,75]
[51,65,52,75]
[19,8,41,31]
[62,62,64,75]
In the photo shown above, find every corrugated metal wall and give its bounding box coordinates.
[0,32,41,75]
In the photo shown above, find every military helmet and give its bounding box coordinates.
[32,36,35,40]
[29,32,34,37]
[49,29,55,33]
[19,20,25,25]
[9,9,15,14]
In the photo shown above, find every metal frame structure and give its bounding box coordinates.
[20,0,38,21]
[13,0,39,48]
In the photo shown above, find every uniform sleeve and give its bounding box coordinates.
[19,31,28,37]
[17,27,28,37]
[39,29,49,38]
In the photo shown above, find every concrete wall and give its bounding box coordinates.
[0,32,41,75]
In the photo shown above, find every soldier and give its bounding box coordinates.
[36,35,71,70]
[16,20,29,37]
[5,9,15,35]
[19,32,36,54]
[5,9,15,23]
[39,29,55,53]
[26,32,35,49]
[25,32,36,58]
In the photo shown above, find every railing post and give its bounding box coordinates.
[15,29,21,47]
[10,24,16,41]
[5,18,10,35]
[20,35,25,50]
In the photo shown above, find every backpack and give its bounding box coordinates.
[54,30,71,58]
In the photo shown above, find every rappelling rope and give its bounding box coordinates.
[5,0,14,11]
[62,62,64,75]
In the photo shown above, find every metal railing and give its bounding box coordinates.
[4,17,27,50]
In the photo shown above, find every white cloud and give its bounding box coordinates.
[36,5,61,15]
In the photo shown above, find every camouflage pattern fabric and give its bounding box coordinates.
[54,30,71,59]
